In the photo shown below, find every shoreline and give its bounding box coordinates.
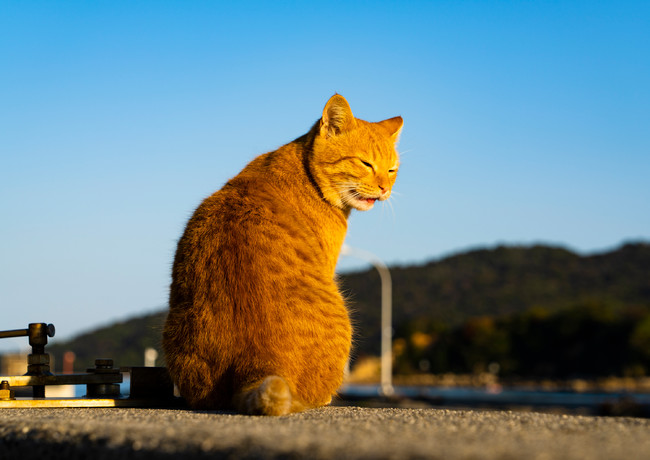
[339,375,650,417]
[348,373,650,394]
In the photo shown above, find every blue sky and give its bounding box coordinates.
[1,1,649,351]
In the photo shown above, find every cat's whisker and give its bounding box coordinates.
[386,196,397,221]
[334,186,364,208]
[333,183,360,192]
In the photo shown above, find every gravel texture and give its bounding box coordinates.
[1,406,650,459]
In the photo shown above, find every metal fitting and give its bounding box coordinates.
[27,353,51,365]
[86,359,121,398]
[0,381,16,401]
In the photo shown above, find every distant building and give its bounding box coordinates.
[0,353,28,376]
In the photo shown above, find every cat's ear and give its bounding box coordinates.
[377,116,404,143]
[320,94,356,138]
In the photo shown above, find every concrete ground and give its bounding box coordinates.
[1,406,650,459]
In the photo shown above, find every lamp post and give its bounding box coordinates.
[340,245,394,396]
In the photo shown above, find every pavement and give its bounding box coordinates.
[1,406,650,459]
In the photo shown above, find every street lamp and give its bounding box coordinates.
[340,244,394,396]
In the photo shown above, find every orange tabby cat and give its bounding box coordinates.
[162,95,402,415]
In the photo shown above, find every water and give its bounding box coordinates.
[340,384,650,413]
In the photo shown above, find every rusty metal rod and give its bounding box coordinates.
[0,328,29,339]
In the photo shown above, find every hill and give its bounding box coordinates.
[45,242,650,374]
[47,311,168,371]
[343,241,650,356]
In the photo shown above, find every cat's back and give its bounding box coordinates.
[172,143,346,303]
[188,145,314,230]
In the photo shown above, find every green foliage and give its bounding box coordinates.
[630,316,650,361]
[394,302,650,379]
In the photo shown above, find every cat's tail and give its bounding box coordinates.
[233,376,305,416]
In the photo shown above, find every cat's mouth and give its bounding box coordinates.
[349,192,379,211]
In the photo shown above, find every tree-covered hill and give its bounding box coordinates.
[44,242,650,375]
[343,242,650,357]
[47,311,167,371]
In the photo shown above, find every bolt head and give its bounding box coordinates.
[94,358,114,368]
[0,387,15,401]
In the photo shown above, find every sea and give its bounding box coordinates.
[338,384,650,416]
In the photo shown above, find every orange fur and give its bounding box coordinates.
[162,95,402,415]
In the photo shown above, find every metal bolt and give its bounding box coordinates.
[85,358,122,397]
[87,358,121,376]
[95,359,114,369]
[0,380,15,401]
[28,353,51,365]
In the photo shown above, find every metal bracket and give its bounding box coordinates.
[0,323,182,408]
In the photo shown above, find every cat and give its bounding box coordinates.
[162,94,402,415]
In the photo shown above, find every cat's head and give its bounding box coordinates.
[311,94,403,212]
